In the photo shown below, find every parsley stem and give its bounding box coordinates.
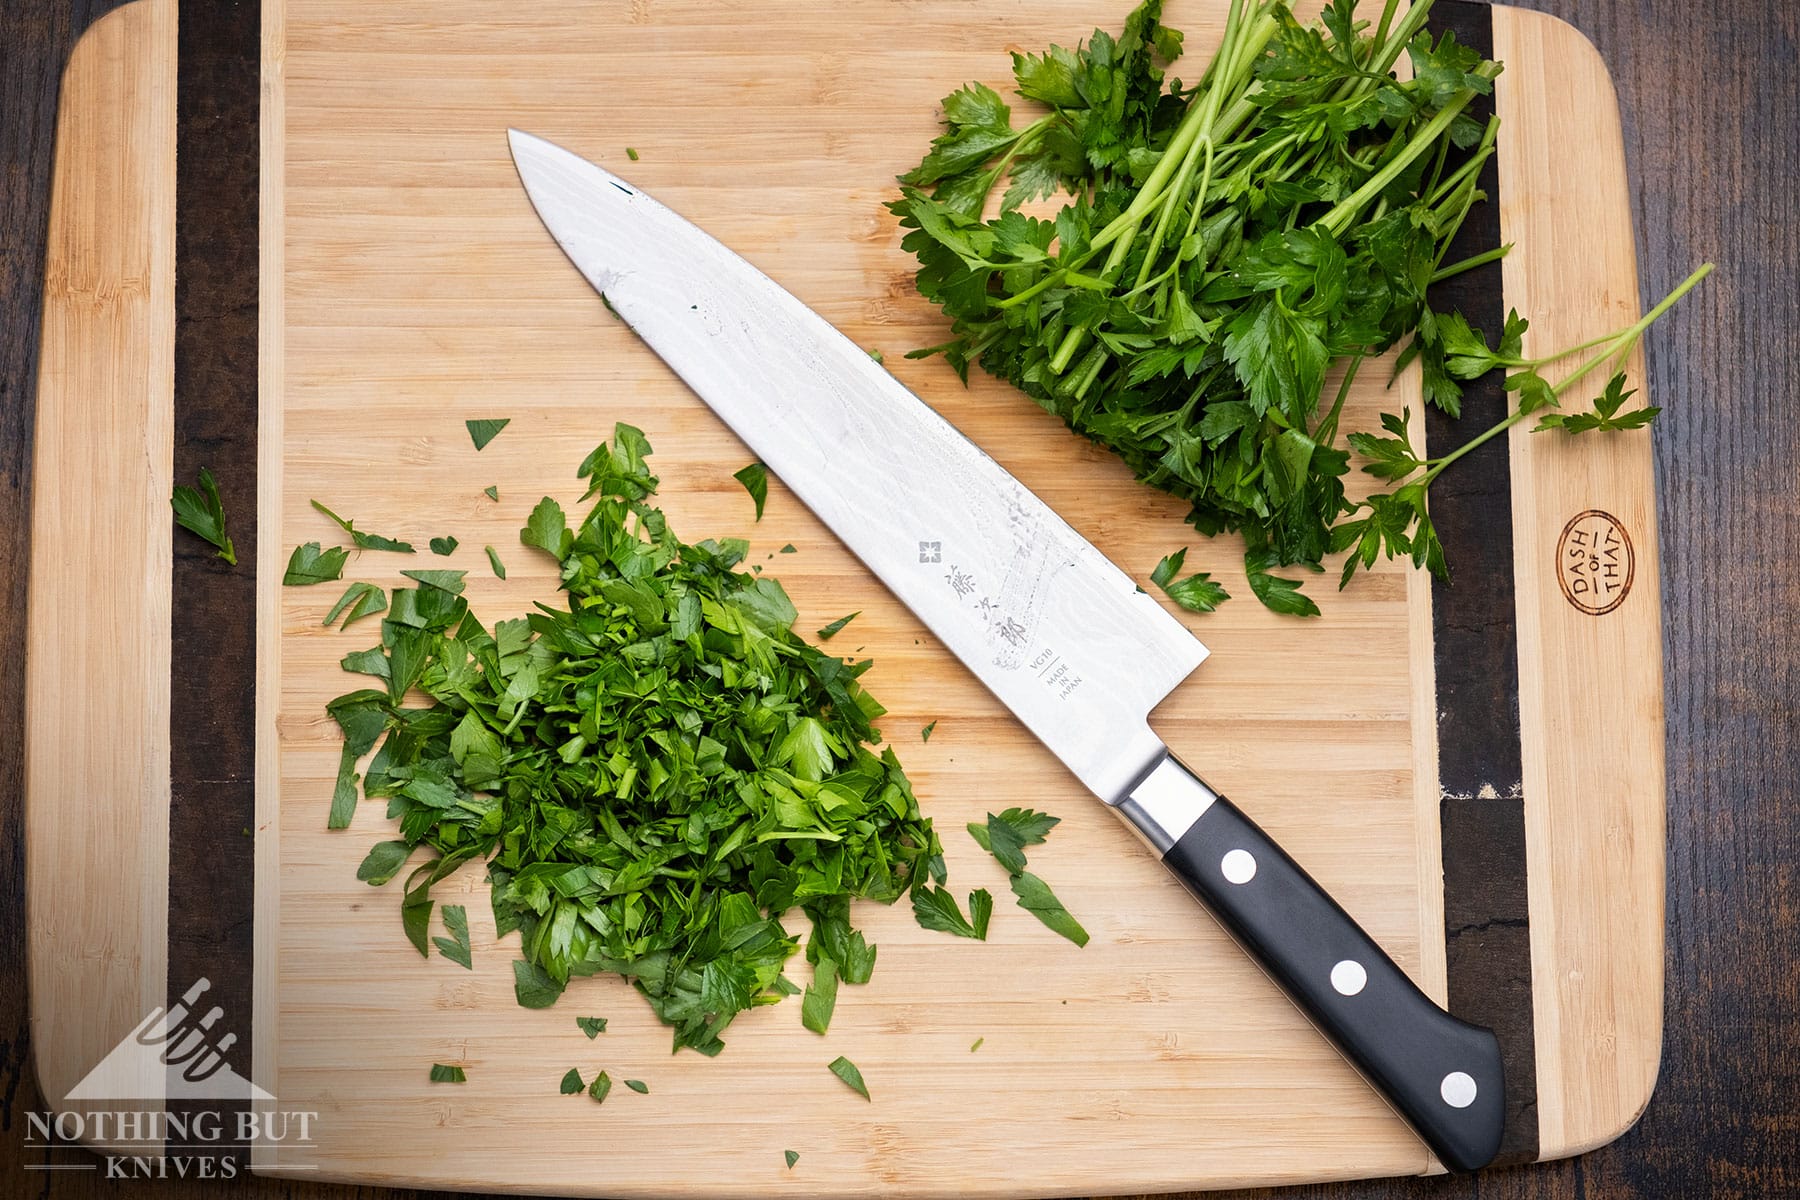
[1089,10,1279,258]
[1313,353,1365,449]
[1370,0,1403,56]
[1430,244,1511,284]
[1365,0,1439,80]
[1425,117,1498,209]
[1522,263,1715,370]
[1547,263,1715,392]
[1316,65,1498,236]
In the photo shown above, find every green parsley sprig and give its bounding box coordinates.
[893,0,1703,614]
[1334,263,1712,586]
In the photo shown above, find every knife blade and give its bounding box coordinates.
[508,129,1505,1172]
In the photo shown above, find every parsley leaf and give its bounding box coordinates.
[624,1079,648,1094]
[484,485,499,501]
[355,839,412,885]
[588,1071,612,1103]
[283,542,349,586]
[514,960,564,1009]
[911,885,989,939]
[1010,872,1090,946]
[520,496,572,559]
[429,1063,466,1083]
[170,467,236,564]
[1245,549,1321,618]
[432,903,472,969]
[967,808,1060,855]
[1535,372,1660,434]
[323,581,387,629]
[969,888,993,939]
[577,1016,607,1038]
[560,1067,584,1094]
[430,536,458,556]
[400,568,466,594]
[966,810,1084,943]
[733,462,768,521]
[784,1150,800,1169]
[921,721,937,742]
[815,611,858,640]
[801,955,838,1034]
[466,418,509,450]
[485,545,507,580]
[827,1055,870,1100]
[1150,548,1230,613]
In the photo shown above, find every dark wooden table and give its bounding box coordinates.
[3,1,1794,1196]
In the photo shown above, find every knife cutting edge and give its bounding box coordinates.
[505,129,1506,1173]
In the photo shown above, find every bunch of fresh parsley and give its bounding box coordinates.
[892,0,1705,613]
[328,425,947,1055]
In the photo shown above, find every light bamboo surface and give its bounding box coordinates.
[25,0,176,1153]
[257,3,1440,1193]
[1494,7,1667,1158]
[21,0,1664,1193]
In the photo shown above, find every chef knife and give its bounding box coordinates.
[507,130,1505,1173]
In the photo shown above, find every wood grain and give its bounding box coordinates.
[259,2,1441,1191]
[23,0,176,1144]
[1493,6,1665,1158]
[2,2,1797,1200]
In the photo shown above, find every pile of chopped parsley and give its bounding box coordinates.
[315,424,1091,1061]
[323,424,953,1054]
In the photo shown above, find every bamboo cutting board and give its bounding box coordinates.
[26,1,1667,1194]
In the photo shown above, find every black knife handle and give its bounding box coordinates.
[1118,751,1505,1172]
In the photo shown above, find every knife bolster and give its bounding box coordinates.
[1115,752,1219,854]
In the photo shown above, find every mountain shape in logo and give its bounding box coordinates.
[64,978,273,1101]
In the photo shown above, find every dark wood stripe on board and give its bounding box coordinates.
[167,0,260,1155]
[1426,0,1541,1169]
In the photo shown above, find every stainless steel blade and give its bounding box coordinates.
[509,130,1208,802]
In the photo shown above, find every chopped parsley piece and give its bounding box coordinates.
[432,904,472,969]
[466,418,510,450]
[1150,548,1229,613]
[827,1055,869,1100]
[815,611,858,640]
[170,467,235,565]
[283,542,348,585]
[733,462,768,521]
[323,581,387,630]
[312,499,415,554]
